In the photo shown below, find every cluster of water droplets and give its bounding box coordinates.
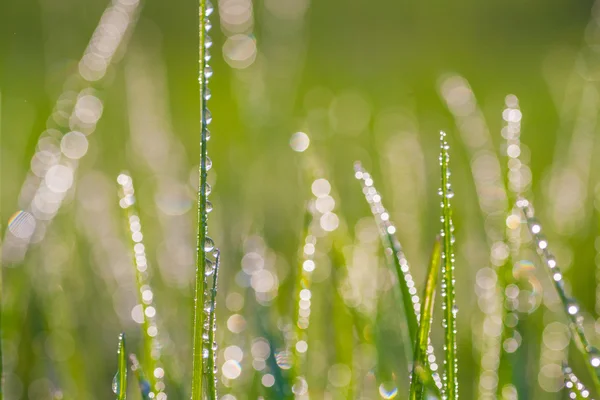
[117,173,166,398]
[112,333,127,397]
[439,132,459,399]
[354,161,442,391]
[563,365,593,399]
[517,198,600,379]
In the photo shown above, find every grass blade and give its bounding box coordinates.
[564,364,594,399]
[117,173,165,396]
[518,198,600,394]
[114,333,127,400]
[206,249,221,399]
[192,1,216,399]
[409,236,441,400]
[440,131,459,399]
[130,354,151,400]
[354,162,442,395]
[353,163,419,348]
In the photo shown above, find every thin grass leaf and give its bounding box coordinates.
[564,364,594,399]
[130,354,151,400]
[353,162,419,348]
[518,198,600,394]
[409,237,441,400]
[192,1,217,399]
[439,131,459,399]
[117,173,165,396]
[354,162,442,395]
[114,333,127,400]
[206,249,221,399]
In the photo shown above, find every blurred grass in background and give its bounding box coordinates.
[2,0,600,398]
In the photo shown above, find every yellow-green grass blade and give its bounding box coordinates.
[410,237,442,400]
[114,333,127,400]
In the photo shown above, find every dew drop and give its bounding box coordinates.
[204,66,213,79]
[202,348,209,359]
[452,304,458,315]
[378,382,398,399]
[205,36,213,49]
[204,18,212,32]
[205,1,214,16]
[112,373,119,394]
[204,182,212,195]
[204,51,211,62]
[204,237,215,252]
[204,88,212,101]
[206,157,213,171]
[204,109,212,124]
[446,188,454,199]
[590,348,600,368]
[567,301,579,315]
[205,258,216,276]
[206,201,213,213]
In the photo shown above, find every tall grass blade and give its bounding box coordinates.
[439,131,459,399]
[114,333,127,400]
[409,237,441,400]
[564,364,594,399]
[117,173,165,397]
[192,1,217,399]
[518,198,600,394]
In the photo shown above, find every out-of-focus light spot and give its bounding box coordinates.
[45,165,74,193]
[542,322,570,351]
[223,34,257,69]
[295,340,308,353]
[224,345,244,362]
[538,363,563,392]
[241,252,264,274]
[251,338,270,360]
[261,374,275,387]
[75,95,103,125]
[227,314,247,333]
[311,179,331,197]
[328,364,351,388]
[144,306,156,318]
[222,360,242,379]
[275,350,292,369]
[60,131,89,159]
[290,132,310,152]
[303,260,315,272]
[251,269,276,293]
[8,211,36,239]
[378,382,398,399]
[226,292,244,311]
[315,195,335,213]
[320,212,339,232]
[154,367,165,379]
[131,304,144,324]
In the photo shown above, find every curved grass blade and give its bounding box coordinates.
[354,162,442,395]
[117,173,165,396]
[564,364,594,399]
[409,237,441,400]
[114,333,127,400]
[192,1,217,399]
[130,354,151,400]
[439,131,459,399]
[518,198,600,394]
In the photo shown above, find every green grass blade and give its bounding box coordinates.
[115,333,127,400]
[117,173,165,396]
[564,364,593,399]
[518,198,600,394]
[440,131,459,399]
[353,163,419,348]
[130,354,151,400]
[192,1,215,399]
[409,236,441,400]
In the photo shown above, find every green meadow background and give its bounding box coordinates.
[2,0,600,398]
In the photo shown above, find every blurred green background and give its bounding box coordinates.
[2,0,600,398]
